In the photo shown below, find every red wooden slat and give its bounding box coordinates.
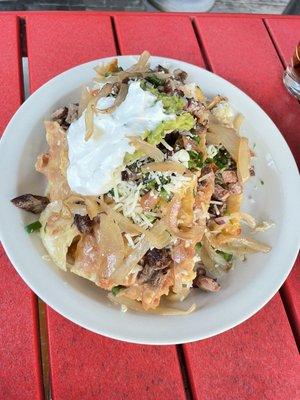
[0,15,43,400]
[265,18,300,67]
[184,295,300,400]
[264,17,300,347]
[47,309,185,400]
[182,16,300,400]
[114,14,204,67]
[195,16,300,160]
[26,14,185,400]
[0,15,23,133]
[26,14,116,92]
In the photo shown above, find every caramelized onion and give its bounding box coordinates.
[99,213,125,276]
[237,137,250,184]
[64,195,100,219]
[128,50,150,73]
[94,58,118,79]
[207,122,240,161]
[100,199,144,235]
[100,199,169,248]
[200,246,224,278]
[166,194,205,242]
[85,83,113,141]
[220,236,271,253]
[111,234,150,283]
[97,83,128,114]
[111,219,168,282]
[78,87,90,116]
[129,136,164,162]
[226,193,243,213]
[233,113,244,132]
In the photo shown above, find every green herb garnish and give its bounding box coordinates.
[212,148,231,169]
[191,134,200,145]
[216,250,233,262]
[195,242,202,253]
[188,150,203,169]
[145,75,164,87]
[144,179,156,191]
[160,188,170,201]
[111,285,125,296]
[260,179,264,185]
[25,221,42,234]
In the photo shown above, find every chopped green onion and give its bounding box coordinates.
[160,188,170,201]
[145,75,164,87]
[25,221,42,234]
[191,134,200,145]
[145,214,156,223]
[111,285,125,296]
[216,250,233,262]
[260,179,264,185]
[212,148,230,169]
[195,242,202,253]
[188,150,203,169]
[144,179,156,191]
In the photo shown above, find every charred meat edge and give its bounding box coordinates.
[11,194,49,214]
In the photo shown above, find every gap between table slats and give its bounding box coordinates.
[0,15,43,400]
[263,17,300,350]
[25,13,187,400]
[181,15,300,400]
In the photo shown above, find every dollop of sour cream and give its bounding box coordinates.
[67,81,175,195]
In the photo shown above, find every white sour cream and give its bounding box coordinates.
[67,81,175,195]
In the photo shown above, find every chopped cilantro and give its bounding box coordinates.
[216,250,233,262]
[111,285,125,296]
[188,150,203,169]
[25,221,42,234]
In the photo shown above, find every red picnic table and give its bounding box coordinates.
[0,11,299,400]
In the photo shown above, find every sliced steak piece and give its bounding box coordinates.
[51,103,79,130]
[138,248,173,286]
[228,182,242,194]
[73,214,94,235]
[221,170,238,184]
[173,68,188,82]
[213,184,230,202]
[194,276,220,292]
[184,99,205,119]
[11,194,49,214]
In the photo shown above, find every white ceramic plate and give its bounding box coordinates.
[0,56,299,345]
